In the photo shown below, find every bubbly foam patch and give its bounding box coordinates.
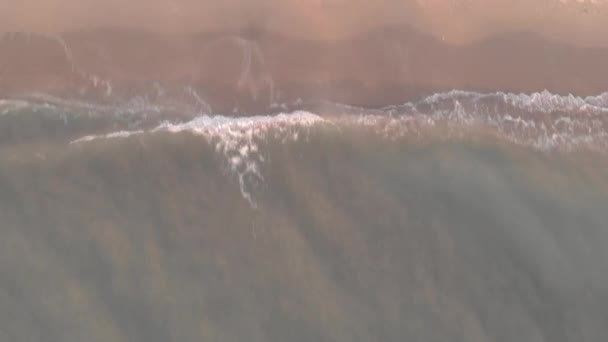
[377,90,608,150]
[405,90,608,114]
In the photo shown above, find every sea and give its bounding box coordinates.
[1,87,608,341]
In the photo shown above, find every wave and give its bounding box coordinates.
[3,88,607,121]
[38,89,601,205]
[57,89,608,150]
[411,89,608,113]
[3,90,607,198]
[71,112,324,206]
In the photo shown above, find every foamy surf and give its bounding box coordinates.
[64,94,608,205]
[57,89,608,205]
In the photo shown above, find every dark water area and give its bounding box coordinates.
[1,93,608,341]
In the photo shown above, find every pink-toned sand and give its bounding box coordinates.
[1,1,607,112]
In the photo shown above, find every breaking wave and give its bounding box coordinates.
[3,89,608,204]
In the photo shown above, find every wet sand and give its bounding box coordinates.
[1,25,608,113]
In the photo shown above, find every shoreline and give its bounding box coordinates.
[1,25,607,114]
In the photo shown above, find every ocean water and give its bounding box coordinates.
[1,91,608,341]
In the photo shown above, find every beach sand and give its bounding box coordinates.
[1,23,607,113]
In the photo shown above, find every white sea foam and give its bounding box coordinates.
[152,111,326,206]
[70,130,144,144]
[399,89,608,114]
[20,89,607,152]
[70,111,324,206]
[0,99,31,115]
